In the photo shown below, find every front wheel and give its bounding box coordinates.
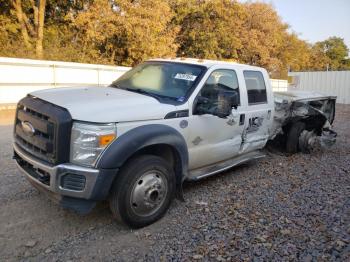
[109,155,175,228]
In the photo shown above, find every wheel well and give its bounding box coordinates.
[283,114,327,136]
[126,144,181,178]
[110,143,184,201]
[302,115,327,135]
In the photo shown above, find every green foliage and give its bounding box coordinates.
[239,2,288,76]
[0,0,349,76]
[69,0,178,65]
[314,37,350,70]
[173,0,245,60]
[278,33,312,78]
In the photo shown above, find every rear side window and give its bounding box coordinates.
[244,71,267,105]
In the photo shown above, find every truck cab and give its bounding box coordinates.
[13,58,335,228]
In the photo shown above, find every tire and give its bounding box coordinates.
[286,122,306,154]
[109,155,175,228]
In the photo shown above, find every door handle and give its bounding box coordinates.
[239,114,245,126]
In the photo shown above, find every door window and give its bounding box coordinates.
[244,71,267,105]
[194,69,240,114]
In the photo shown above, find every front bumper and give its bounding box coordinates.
[13,142,118,202]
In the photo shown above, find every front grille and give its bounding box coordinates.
[14,96,72,164]
[15,104,55,162]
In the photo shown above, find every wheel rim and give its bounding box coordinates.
[299,130,317,151]
[130,170,168,217]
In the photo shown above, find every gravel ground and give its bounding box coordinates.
[0,105,349,261]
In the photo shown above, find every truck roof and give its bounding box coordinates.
[149,58,264,71]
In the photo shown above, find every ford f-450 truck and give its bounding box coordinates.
[13,58,336,228]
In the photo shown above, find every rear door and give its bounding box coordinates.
[240,70,274,153]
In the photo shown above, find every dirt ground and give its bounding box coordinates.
[0,106,349,261]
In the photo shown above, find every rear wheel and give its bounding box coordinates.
[109,155,175,228]
[298,129,318,153]
[286,122,306,153]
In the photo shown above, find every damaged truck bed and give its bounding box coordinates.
[271,90,337,153]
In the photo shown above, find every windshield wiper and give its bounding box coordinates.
[124,88,162,101]
[110,84,178,102]
[109,82,120,88]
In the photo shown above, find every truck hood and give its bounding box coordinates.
[30,86,177,123]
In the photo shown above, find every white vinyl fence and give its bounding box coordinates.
[288,71,350,104]
[270,78,288,92]
[0,57,288,107]
[0,57,130,106]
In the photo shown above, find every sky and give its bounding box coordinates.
[242,0,350,49]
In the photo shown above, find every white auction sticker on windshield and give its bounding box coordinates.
[174,73,197,81]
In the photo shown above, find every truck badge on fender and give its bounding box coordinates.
[179,120,188,129]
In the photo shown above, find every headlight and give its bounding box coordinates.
[70,122,117,167]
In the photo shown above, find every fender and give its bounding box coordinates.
[96,124,189,198]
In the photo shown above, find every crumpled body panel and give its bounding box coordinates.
[270,90,337,149]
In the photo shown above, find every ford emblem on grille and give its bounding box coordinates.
[21,121,35,136]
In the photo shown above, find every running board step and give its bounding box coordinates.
[186,151,266,181]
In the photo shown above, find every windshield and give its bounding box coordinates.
[111,62,205,101]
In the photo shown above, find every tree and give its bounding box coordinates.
[0,0,348,75]
[239,2,288,77]
[72,0,178,66]
[308,43,331,71]
[172,0,245,60]
[11,0,47,58]
[314,37,350,70]
[278,33,312,77]
[1,0,94,60]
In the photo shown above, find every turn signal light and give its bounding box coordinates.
[99,134,116,146]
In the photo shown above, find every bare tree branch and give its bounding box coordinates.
[11,0,32,49]
[36,0,46,58]
[29,0,39,35]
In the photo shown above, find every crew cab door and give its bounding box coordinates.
[240,70,274,153]
[187,68,246,170]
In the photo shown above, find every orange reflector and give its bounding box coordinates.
[99,134,116,147]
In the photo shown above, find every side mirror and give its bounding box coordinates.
[214,90,239,118]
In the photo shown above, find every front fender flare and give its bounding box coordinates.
[96,124,188,192]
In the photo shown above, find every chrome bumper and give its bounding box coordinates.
[14,142,100,199]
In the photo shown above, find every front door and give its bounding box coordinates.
[187,69,246,170]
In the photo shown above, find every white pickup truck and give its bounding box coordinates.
[13,58,336,228]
